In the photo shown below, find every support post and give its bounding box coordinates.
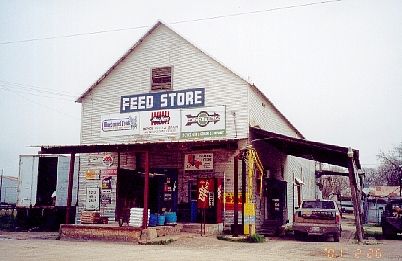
[233,155,239,237]
[143,151,149,229]
[65,153,76,224]
[347,151,364,243]
[241,158,246,230]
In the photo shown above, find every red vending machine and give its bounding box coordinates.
[197,178,223,224]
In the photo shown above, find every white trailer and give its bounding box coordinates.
[17,155,79,208]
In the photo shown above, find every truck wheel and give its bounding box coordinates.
[294,231,305,241]
[382,225,396,239]
[333,233,340,242]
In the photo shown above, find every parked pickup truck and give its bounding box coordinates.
[381,199,402,239]
[293,199,341,242]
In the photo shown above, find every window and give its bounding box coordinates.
[151,66,172,90]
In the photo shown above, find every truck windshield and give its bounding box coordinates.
[302,201,335,209]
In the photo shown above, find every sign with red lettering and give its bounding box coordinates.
[185,153,213,170]
[197,178,214,209]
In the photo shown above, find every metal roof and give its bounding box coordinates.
[38,138,243,154]
[250,127,361,169]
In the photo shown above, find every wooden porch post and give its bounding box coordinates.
[233,155,239,237]
[347,149,364,242]
[143,151,149,229]
[65,153,76,224]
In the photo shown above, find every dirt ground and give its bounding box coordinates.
[0,217,401,261]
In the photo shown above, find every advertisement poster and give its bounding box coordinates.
[197,178,214,209]
[139,109,180,136]
[184,153,213,170]
[85,169,100,180]
[224,192,243,211]
[101,176,112,189]
[101,189,112,206]
[181,106,226,138]
[85,187,100,210]
[100,112,139,137]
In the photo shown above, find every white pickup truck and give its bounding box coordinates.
[293,199,342,242]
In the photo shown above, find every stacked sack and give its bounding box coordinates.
[129,208,150,227]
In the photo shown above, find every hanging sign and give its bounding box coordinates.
[100,112,139,137]
[139,109,180,136]
[184,153,213,170]
[181,106,226,138]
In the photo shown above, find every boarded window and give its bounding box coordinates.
[151,66,172,90]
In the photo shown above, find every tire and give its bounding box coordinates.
[294,231,305,241]
[333,233,340,242]
[118,218,123,227]
[382,225,396,239]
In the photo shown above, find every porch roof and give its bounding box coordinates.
[37,138,242,154]
[250,127,361,169]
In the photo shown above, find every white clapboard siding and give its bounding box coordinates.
[248,87,302,138]
[80,24,249,145]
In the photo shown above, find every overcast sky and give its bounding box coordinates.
[0,0,401,177]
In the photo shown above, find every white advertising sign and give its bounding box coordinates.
[139,109,180,136]
[181,106,226,138]
[100,112,139,137]
[85,187,100,210]
[184,153,214,170]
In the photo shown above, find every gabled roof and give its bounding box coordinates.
[76,20,304,138]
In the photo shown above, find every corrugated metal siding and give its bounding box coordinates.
[284,156,316,224]
[80,24,249,145]
[248,88,301,138]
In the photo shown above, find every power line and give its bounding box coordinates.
[0,88,80,120]
[0,80,79,97]
[0,0,342,45]
[0,86,73,102]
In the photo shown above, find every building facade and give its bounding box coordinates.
[74,21,316,232]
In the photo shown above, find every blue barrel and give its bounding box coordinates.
[149,214,157,227]
[157,215,165,226]
[165,212,177,224]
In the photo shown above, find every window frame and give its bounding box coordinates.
[150,66,173,91]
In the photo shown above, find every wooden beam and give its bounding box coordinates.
[65,153,75,224]
[142,151,149,229]
[347,155,364,243]
[233,155,239,237]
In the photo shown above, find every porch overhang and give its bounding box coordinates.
[250,127,361,169]
[37,138,242,155]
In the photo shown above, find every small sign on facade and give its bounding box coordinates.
[100,112,139,137]
[184,153,213,170]
[85,187,100,210]
[85,169,100,180]
[180,106,226,138]
[139,109,180,136]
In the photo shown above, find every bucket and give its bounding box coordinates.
[157,215,165,226]
[149,214,157,227]
[165,212,177,225]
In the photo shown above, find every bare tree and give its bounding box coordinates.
[377,143,402,186]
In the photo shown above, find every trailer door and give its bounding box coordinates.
[56,156,79,206]
[17,156,39,207]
